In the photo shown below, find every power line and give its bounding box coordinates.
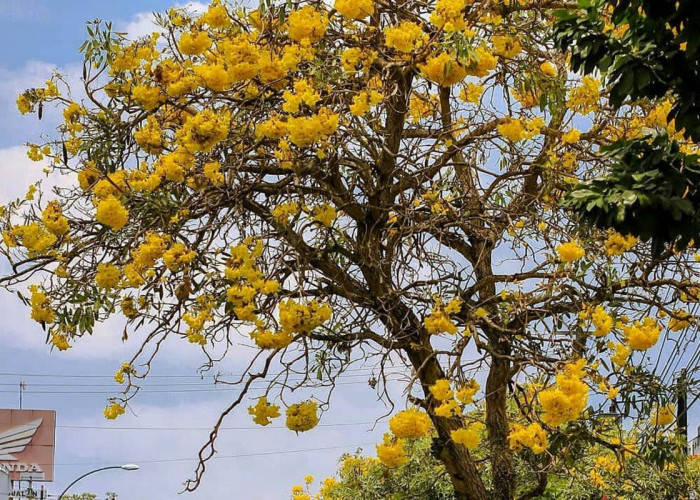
[0,378,406,395]
[0,371,403,388]
[51,442,376,466]
[56,420,384,431]
[0,366,396,379]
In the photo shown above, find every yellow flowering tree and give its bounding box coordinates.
[4,1,700,498]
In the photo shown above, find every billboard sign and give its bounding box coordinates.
[0,410,55,482]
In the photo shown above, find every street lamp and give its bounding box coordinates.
[57,464,139,499]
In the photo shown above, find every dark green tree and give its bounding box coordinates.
[554,0,700,252]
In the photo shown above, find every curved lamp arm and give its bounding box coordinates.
[57,464,139,500]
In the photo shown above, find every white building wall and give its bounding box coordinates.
[0,468,10,500]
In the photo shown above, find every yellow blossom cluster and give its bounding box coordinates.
[497,118,543,142]
[539,359,588,427]
[104,402,125,420]
[584,305,613,337]
[95,196,129,230]
[287,6,328,44]
[668,309,692,332]
[9,223,57,254]
[29,285,55,324]
[50,332,71,351]
[223,241,280,326]
[451,422,484,450]
[248,396,281,426]
[604,232,637,256]
[556,240,585,262]
[389,408,432,439]
[424,297,462,335]
[430,0,470,32]
[334,0,374,20]
[492,35,522,58]
[279,299,332,335]
[286,400,319,432]
[652,404,675,427]
[609,342,632,367]
[420,53,467,87]
[162,242,196,272]
[429,378,480,418]
[509,422,549,454]
[376,433,408,468]
[41,201,69,236]
[459,83,484,104]
[568,76,601,114]
[95,263,121,290]
[114,362,136,384]
[384,21,426,53]
[623,317,660,351]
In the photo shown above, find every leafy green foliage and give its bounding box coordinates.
[554,0,700,249]
[554,0,700,139]
[563,133,700,253]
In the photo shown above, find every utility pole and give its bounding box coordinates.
[19,381,26,409]
[678,369,688,455]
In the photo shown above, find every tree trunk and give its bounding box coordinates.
[486,355,515,500]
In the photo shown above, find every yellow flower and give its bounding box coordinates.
[430,379,454,401]
[451,423,484,450]
[623,317,660,350]
[104,402,125,420]
[311,203,337,227]
[335,0,374,20]
[50,332,71,351]
[430,0,468,32]
[248,396,281,426]
[540,61,558,77]
[652,404,674,427]
[178,31,212,56]
[201,3,229,28]
[591,306,613,337]
[456,379,480,405]
[376,433,408,467]
[539,359,588,427]
[16,93,32,114]
[498,119,527,142]
[568,76,600,114]
[384,21,426,53]
[288,6,328,43]
[96,196,129,230]
[604,232,637,256]
[556,241,585,262]
[420,52,467,87]
[279,299,332,334]
[610,342,631,367]
[95,263,121,290]
[561,129,581,143]
[389,409,431,439]
[177,108,231,153]
[12,223,57,254]
[492,35,522,58]
[459,83,484,104]
[286,400,319,432]
[509,422,548,454]
[41,201,69,236]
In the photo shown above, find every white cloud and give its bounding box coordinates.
[118,2,209,40]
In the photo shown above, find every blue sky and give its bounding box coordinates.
[0,2,388,499]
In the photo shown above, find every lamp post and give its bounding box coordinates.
[57,464,139,500]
